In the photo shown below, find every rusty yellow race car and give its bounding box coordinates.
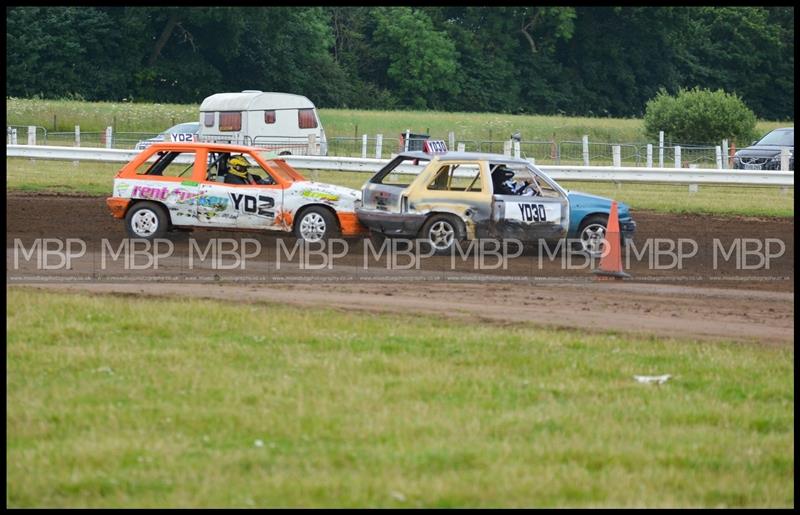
[355,147,636,254]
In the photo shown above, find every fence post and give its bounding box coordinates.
[11,128,18,145]
[612,145,621,167]
[503,140,512,156]
[658,131,664,168]
[105,126,113,149]
[448,131,455,150]
[721,139,728,169]
[728,142,736,168]
[780,147,790,171]
[674,145,681,168]
[513,140,520,159]
[361,134,368,159]
[646,144,653,168]
[28,125,36,145]
[715,146,722,169]
[375,133,383,159]
[75,125,81,147]
[404,129,410,152]
[307,133,317,155]
[457,143,465,152]
[582,135,589,166]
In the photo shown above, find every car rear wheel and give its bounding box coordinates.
[419,214,465,255]
[294,206,339,243]
[125,201,169,240]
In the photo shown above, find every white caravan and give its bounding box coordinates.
[198,90,327,155]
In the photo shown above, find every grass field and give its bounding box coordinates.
[6,97,791,144]
[6,287,793,507]
[6,158,794,217]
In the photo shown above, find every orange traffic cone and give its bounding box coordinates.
[592,201,631,280]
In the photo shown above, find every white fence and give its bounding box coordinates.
[9,125,793,170]
[5,144,794,187]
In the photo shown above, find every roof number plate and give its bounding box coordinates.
[423,140,448,154]
[170,133,197,142]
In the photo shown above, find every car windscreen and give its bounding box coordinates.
[164,123,200,134]
[369,155,430,186]
[757,129,794,146]
[263,158,298,183]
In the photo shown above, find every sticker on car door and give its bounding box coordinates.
[503,200,562,224]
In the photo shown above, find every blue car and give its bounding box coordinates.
[567,191,636,255]
[356,149,636,255]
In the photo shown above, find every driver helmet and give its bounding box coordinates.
[492,165,515,181]
[228,155,250,178]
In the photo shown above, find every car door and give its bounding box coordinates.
[408,161,493,235]
[490,165,569,241]
[194,151,284,230]
[125,148,204,226]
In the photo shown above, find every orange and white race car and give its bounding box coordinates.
[106,142,366,242]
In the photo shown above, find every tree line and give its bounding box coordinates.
[6,6,794,120]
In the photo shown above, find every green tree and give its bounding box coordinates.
[7,7,143,100]
[673,7,794,120]
[5,6,795,118]
[643,87,758,146]
[371,7,459,109]
[216,7,353,107]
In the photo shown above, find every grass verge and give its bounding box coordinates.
[6,287,794,507]
[7,97,791,143]
[6,158,794,217]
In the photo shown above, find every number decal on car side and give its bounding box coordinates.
[517,203,547,222]
[504,201,562,224]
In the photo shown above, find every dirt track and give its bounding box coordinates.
[6,193,795,344]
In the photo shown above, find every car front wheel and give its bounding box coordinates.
[124,201,169,240]
[577,214,609,257]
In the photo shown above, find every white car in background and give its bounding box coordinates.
[134,122,200,151]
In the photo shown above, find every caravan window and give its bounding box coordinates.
[264,110,276,124]
[203,112,215,127]
[219,111,242,132]
[298,109,317,129]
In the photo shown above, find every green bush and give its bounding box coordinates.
[644,87,758,146]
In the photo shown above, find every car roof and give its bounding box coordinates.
[396,150,532,164]
[147,141,262,153]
